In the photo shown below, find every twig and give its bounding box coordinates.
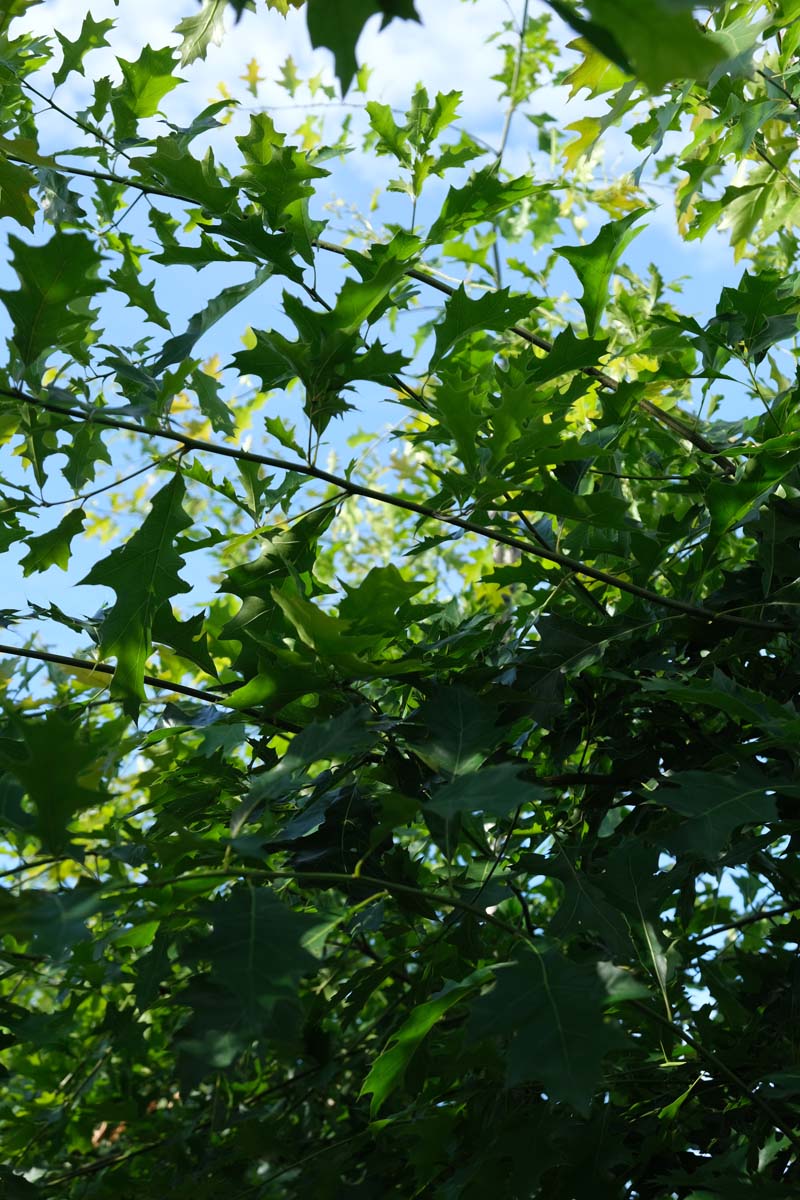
[494,0,531,167]
[104,866,529,942]
[1,387,783,630]
[38,448,181,509]
[701,905,797,939]
[0,641,293,729]
[0,151,737,473]
[630,999,800,1154]
[510,496,609,617]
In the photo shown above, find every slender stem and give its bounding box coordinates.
[0,150,736,472]
[509,495,608,617]
[39,448,181,509]
[757,67,800,113]
[2,385,783,630]
[494,0,530,167]
[701,905,797,939]
[0,641,294,729]
[490,0,530,287]
[21,77,129,160]
[630,1000,800,1153]
[106,866,528,942]
[753,140,800,197]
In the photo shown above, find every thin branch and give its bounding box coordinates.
[105,866,528,941]
[701,905,797,940]
[630,999,800,1154]
[21,77,129,161]
[756,67,800,113]
[490,0,531,286]
[38,1055,343,1188]
[0,641,290,728]
[494,0,530,167]
[39,448,181,509]
[0,150,736,473]
[2,385,784,631]
[317,240,737,474]
[753,139,800,197]
[509,495,608,617]
[0,857,62,881]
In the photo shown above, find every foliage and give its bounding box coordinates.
[0,0,799,1196]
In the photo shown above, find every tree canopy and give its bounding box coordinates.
[1,0,800,1195]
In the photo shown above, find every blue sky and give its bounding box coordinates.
[2,0,753,635]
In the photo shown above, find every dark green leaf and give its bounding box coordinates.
[426,765,549,818]
[306,0,421,94]
[0,716,106,852]
[656,772,780,859]
[20,507,85,576]
[428,167,539,244]
[430,285,534,368]
[469,951,620,1111]
[52,11,113,85]
[0,232,105,372]
[80,475,192,716]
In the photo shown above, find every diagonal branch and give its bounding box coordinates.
[1,152,735,472]
[0,385,787,632]
[630,999,800,1154]
[315,241,736,474]
[0,641,294,729]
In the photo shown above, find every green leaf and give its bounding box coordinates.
[306,0,421,94]
[655,772,780,860]
[265,0,303,13]
[326,237,421,335]
[234,115,330,236]
[428,167,539,244]
[285,705,378,768]
[553,0,726,91]
[20,508,85,576]
[527,325,609,383]
[430,364,484,471]
[174,0,226,65]
[236,705,380,819]
[192,367,235,436]
[151,604,217,676]
[556,209,646,335]
[0,715,106,852]
[132,139,237,215]
[80,475,192,716]
[711,270,799,365]
[0,155,37,229]
[112,45,182,140]
[430,285,533,368]
[107,234,171,330]
[426,765,549,818]
[367,100,412,166]
[407,687,500,777]
[187,884,318,1019]
[0,0,42,36]
[360,973,485,1114]
[0,232,105,372]
[469,951,620,1112]
[153,267,272,372]
[233,294,408,435]
[338,564,428,633]
[52,11,113,85]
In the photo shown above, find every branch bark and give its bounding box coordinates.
[1,151,736,473]
[1,385,785,631]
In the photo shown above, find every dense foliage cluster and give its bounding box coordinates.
[1,0,799,1195]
